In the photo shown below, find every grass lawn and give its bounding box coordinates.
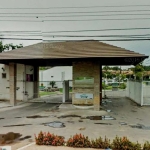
[39,91,57,96]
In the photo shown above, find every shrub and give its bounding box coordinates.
[35,131,64,146]
[119,83,126,89]
[91,136,111,149]
[51,135,65,146]
[43,132,56,145]
[111,136,141,150]
[102,83,106,89]
[66,134,91,148]
[35,131,44,145]
[143,141,150,150]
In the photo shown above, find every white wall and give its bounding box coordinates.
[143,83,150,105]
[39,66,72,88]
[0,64,10,100]
[25,65,34,100]
[0,64,34,101]
[126,81,143,106]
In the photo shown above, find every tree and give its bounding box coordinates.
[131,63,144,80]
[50,81,56,88]
[0,41,23,53]
[103,66,110,71]
[111,66,120,71]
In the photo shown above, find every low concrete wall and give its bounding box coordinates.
[126,81,143,106]
[102,90,127,98]
[143,83,150,105]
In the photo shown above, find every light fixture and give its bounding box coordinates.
[1,67,5,71]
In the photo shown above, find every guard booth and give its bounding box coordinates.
[0,41,148,111]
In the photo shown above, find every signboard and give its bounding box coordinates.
[75,93,93,99]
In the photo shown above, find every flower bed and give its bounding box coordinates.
[35,131,150,150]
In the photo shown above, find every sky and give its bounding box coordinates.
[0,0,150,67]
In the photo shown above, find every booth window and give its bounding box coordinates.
[26,74,33,82]
[2,73,6,79]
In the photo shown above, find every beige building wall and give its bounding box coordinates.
[72,61,100,111]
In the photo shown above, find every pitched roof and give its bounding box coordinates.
[0,40,147,59]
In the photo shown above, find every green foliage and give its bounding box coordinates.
[102,83,106,89]
[132,63,144,80]
[143,141,150,150]
[0,41,3,53]
[39,67,51,70]
[50,81,56,88]
[34,132,150,149]
[143,66,150,71]
[0,41,23,53]
[119,83,126,89]
[91,136,111,149]
[111,136,141,150]
[112,66,120,71]
[66,134,91,148]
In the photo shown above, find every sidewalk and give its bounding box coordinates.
[17,143,104,150]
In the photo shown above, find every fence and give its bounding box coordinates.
[143,81,150,105]
[126,80,143,105]
[126,80,150,106]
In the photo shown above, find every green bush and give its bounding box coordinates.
[143,141,150,150]
[111,136,141,150]
[102,83,106,89]
[91,136,111,149]
[119,83,126,89]
[66,134,91,148]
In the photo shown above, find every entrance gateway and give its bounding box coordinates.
[0,40,148,111]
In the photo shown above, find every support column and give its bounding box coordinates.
[100,64,102,105]
[63,81,66,103]
[63,80,69,103]
[9,63,17,106]
[93,62,100,111]
[33,66,39,98]
[66,80,69,100]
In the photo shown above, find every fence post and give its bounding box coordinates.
[62,81,66,103]
[141,81,143,106]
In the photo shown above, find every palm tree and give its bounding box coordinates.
[50,81,56,88]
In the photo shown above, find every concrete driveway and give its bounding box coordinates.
[0,98,150,150]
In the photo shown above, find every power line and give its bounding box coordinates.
[1,13,150,18]
[0,9,150,14]
[45,27,150,33]
[1,27,150,34]
[0,17,150,22]
[44,18,150,21]
[0,37,150,41]
[0,20,42,22]
[1,33,150,38]
[0,4,150,9]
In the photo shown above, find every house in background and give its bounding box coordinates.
[39,66,72,89]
